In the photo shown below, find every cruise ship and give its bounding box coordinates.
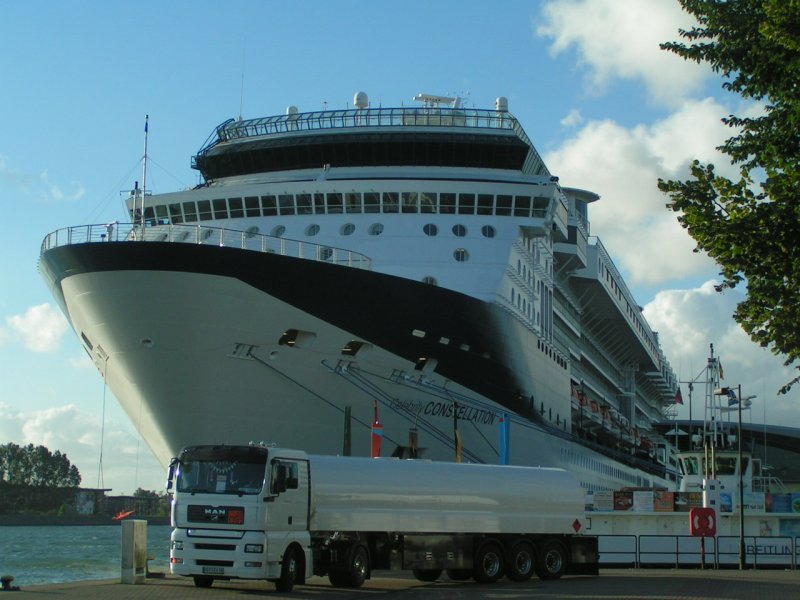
[39,92,680,492]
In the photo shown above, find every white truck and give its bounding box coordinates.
[167,444,598,591]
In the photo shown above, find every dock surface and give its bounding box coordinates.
[8,569,800,599]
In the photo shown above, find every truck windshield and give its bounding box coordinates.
[176,446,268,495]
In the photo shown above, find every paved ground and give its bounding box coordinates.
[6,569,800,600]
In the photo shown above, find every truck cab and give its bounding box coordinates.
[168,444,310,591]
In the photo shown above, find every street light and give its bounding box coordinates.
[714,385,756,570]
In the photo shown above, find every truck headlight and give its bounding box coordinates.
[244,544,264,553]
[172,540,184,551]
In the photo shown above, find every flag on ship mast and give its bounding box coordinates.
[675,387,684,405]
[370,400,383,458]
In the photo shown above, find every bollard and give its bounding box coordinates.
[121,520,148,584]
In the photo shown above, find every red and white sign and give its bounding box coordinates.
[689,507,717,537]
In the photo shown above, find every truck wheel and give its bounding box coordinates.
[506,540,535,582]
[192,575,213,588]
[412,568,442,582]
[329,545,369,588]
[446,568,472,581]
[472,542,504,583]
[275,546,299,593]
[535,539,568,580]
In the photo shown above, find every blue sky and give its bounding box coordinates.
[1,0,797,494]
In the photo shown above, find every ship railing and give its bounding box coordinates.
[40,223,373,270]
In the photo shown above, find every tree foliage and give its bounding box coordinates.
[658,0,800,393]
[0,442,82,487]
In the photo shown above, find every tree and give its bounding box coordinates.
[658,0,800,393]
[0,443,81,487]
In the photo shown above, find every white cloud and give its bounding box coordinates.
[536,0,708,107]
[545,97,734,285]
[0,402,165,494]
[561,108,584,128]
[643,283,800,428]
[6,303,69,353]
[39,169,86,202]
[0,156,85,202]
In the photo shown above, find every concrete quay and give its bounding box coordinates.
[8,569,800,600]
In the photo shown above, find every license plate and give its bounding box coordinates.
[202,567,224,575]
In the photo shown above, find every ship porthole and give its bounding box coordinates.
[246,226,260,238]
[481,225,496,238]
[305,224,320,236]
[452,224,467,237]
[422,276,437,286]
[271,225,286,237]
[423,223,438,236]
[454,248,469,262]
[340,223,355,236]
[368,223,384,236]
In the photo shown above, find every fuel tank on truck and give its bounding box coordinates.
[307,455,585,534]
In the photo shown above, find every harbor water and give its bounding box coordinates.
[0,525,172,587]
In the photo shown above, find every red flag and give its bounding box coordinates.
[370,400,383,458]
[675,388,684,405]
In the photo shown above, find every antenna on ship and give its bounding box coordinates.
[140,115,149,232]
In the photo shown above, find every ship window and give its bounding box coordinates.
[296,194,313,215]
[368,223,384,236]
[514,195,532,217]
[340,223,355,236]
[477,194,494,215]
[319,247,334,260]
[183,201,198,222]
[420,192,436,214]
[458,194,475,215]
[245,196,260,217]
[423,223,438,236]
[401,192,418,213]
[454,248,469,262]
[452,224,467,237]
[271,225,285,237]
[279,194,296,215]
[305,224,320,236]
[440,193,456,214]
[212,198,228,219]
[496,195,512,216]
[197,200,213,221]
[363,192,380,213]
[327,193,343,213]
[481,225,496,238]
[261,195,277,216]
[345,193,362,213]
[313,193,326,214]
[533,196,550,217]
[422,276,437,286]
[155,204,168,224]
[229,197,244,219]
[168,203,184,224]
[382,192,399,213]
[246,226,259,238]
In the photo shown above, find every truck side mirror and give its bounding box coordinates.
[272,463,288,494]
[166,458,178,491]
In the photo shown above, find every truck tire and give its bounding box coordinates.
[506,540,535,581]
[472,542,504,584]
[329,545,369,588]
[192,575,213,588]
[446,569,472,581]
[275,546,299,593]
[412,568,442,582]
[535,539,568,580]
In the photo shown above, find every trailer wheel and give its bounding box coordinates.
[446,569,472,581]
[275,546,300,593]
[472,542,504,583]
[535,539,568,580]
[329,545,369,588]
[412,568,442,582]
[192,575,213,588]
[506,540,535,582]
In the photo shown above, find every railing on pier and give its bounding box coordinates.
[40,223,372,271]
